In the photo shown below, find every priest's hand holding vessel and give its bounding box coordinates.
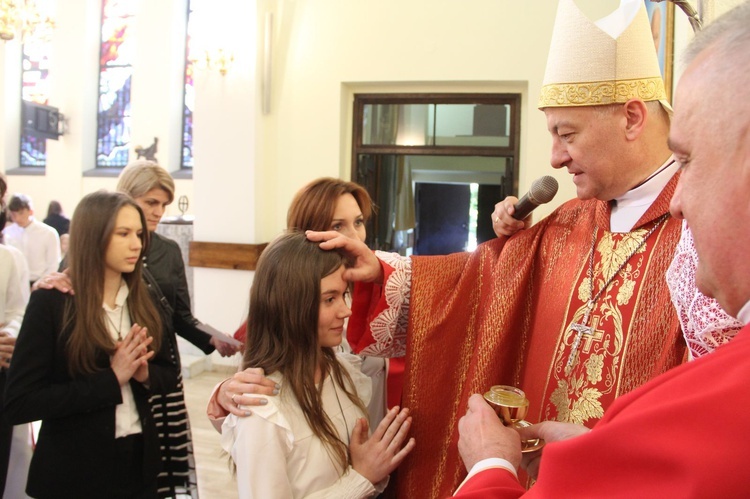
[483,385,544,453]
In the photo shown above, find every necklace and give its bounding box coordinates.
[104,306,125,341]
[565,213,670,374]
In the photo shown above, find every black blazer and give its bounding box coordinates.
[146,232,214,355]
[4,288,179,499]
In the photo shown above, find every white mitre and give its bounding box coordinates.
[539,0,670,111]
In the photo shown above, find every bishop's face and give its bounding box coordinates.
[545,105,633,202]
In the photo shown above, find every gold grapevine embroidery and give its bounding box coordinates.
[551,218,666,424]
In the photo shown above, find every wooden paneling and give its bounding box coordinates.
[188,242,268,271]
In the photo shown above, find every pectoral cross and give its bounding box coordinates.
[566,301,595,374]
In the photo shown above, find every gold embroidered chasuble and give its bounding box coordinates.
[398,174,686,499]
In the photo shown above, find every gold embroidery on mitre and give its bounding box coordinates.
[538,77,667,108]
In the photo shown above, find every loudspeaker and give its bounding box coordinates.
[22,101,63,140]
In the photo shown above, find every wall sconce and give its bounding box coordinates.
[193,48,234,76]
[0,0,54,43]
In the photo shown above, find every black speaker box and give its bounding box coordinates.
[22,101,62,140]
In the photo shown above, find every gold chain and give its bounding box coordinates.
[586,213,670,306]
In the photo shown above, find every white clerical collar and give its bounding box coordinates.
[610,157,678,233]
[736,300,750,325]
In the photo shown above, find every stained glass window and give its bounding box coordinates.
[181,0,199,169]
[20,0,55,168]
[96,0,137,168]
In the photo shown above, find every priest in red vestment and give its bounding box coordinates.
[453,3,750,495]
[309,1,687,497]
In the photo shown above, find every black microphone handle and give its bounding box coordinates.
[512,194,539,220]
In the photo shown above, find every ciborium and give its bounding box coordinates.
[483,385,544,453]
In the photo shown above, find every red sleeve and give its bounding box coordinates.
[452,468,525,498]
[233,319,247,344]
[346,258,393,353]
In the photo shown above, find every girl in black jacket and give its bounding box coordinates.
[5,191,178,498]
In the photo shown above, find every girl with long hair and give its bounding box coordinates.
[4,191,178,498]
[36,161,239,497]
[221,231,414,498]
[210,177,391,429]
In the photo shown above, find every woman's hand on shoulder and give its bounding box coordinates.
[33,270,74,294]
[350,406,416,484]
[219,367,280,417]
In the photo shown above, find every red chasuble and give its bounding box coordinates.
[453,324,750,498]
[348,174,686,498]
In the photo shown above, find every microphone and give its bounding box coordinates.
[512,176,559,220]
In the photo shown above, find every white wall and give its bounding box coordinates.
[191,0,257,368]
[255,0,563,241]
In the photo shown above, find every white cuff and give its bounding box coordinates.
[453,458,518,496]
[466,457,518,481]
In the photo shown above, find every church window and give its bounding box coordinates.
[96,0,137,167]
[19,0,55,168]
[180,0,199,169]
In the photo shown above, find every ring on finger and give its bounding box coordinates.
[494,217,500,224]
[231,394,238,405]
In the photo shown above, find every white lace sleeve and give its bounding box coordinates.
[359,251,412,358]
[666,222,742,359]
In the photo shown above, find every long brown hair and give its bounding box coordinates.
[286,177,373,232]
[243,231,367,470]
[64,191,162,375]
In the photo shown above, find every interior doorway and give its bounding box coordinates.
[352,93,521,255]
[415,183,470,255]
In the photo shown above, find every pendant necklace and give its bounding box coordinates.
[104,299,125,342]
[565,213,670,374]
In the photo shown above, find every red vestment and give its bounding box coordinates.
[348,175,686,498]
[453,323,750,498]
